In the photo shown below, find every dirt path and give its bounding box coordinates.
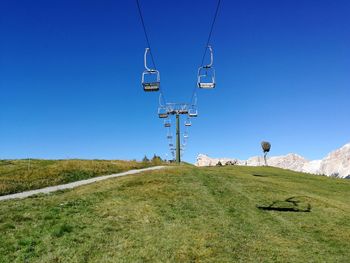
[0,166,166,201]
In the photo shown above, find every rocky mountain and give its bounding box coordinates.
[318,143,350,178]
[196,142,350,178]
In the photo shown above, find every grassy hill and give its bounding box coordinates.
[0,165,349,262]
[0,159,160,196]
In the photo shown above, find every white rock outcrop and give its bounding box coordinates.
[302,160,322,175]
[195,154,242,167]
[318,143,350,178]
[195,142,350,178]
[246,154,308,171]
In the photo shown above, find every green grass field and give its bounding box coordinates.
[0,165,349,262]
[0,159,159,196]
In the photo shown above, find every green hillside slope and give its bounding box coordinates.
[0,159,159,196]
[0,165,349,262]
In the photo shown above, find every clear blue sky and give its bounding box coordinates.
[1,0,349,162]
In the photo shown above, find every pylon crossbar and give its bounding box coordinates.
[166,103,189,115]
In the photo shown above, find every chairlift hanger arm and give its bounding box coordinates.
[192,93,198,106]
[204,45,214,68]
[159,93,165,107]
[144,48,155,71]
[144,48,150,71]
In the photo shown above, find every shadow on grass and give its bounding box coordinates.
[252,173,268,177]
[257,196,311,212]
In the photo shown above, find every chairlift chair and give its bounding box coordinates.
[142,48,160,92]
[183,132,189,138]
[142,70,160,91]
[166,127,172,139]
[164,119,171,128]
[197,68,215,89]
[197,46,216,89]
[188,108,198,118]
[158,107,168,118]
[184,118,192,127]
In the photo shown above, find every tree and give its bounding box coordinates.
[151,154,162,165]
[261,141,271,166]
[142,155,149,163]
[152,154,162,162]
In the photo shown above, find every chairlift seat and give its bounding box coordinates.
[185,118,192,126]
[159,113,168,118]
[198,82,215,89]
[142,69,160,92]
[143,82,160,92]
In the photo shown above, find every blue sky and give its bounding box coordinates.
[0,0,349,162]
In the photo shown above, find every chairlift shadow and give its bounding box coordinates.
[252,173,268,177]
[257,196,312,212]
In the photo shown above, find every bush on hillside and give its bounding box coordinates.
[225,160,238,166]
[216,161,222,166]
